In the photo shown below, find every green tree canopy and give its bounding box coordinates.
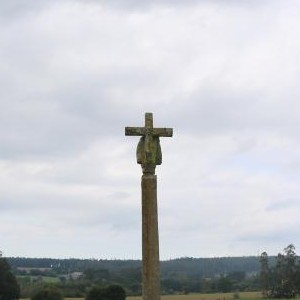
[260,244,300,298]
[31,286,63,300]
[85,285,126,300]
[0,255,20,300]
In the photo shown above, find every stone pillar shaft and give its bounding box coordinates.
[141,174,160,300]
[125,113,172,300]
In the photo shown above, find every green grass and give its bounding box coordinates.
[18,275,60,283]
[127,291,262,300]
[23,291,264,300]
[39,276,60,283]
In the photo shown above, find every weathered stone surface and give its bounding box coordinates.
[142,174,160,300]
[125,112,172,175]
[125,113,173,300]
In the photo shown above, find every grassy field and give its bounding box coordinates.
[18,275,60,283]
[62,291,263,300]
[126,291,262,300]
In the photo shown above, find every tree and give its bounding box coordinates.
[31,286,63,300]
[0,255,20,300]
[85,285,126,300]
[103,285,126,300]
[84,268,110,282]
[217,276,232,293]
[260,251,270,297]
[260,244,300,298]
[273,245,298,298]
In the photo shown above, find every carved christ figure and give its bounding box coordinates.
[136,133,162,166]
[125,113,172,174]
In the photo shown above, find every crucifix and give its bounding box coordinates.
[125,112,173,300]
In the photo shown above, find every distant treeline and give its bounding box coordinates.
[7,256,276,277]
[7,256,278,297]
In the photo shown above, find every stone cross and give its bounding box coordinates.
[125,112,173,300]
[125,112,173,174]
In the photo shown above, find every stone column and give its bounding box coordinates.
[125,113,173,300]
[141,174,160,300]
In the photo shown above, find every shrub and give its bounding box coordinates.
[0,256,20,300]
[86,285,126,300]
[104,285,126,300]
[31,286,63,300]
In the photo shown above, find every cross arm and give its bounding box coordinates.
[153,128,173,137]
[125,127,145,136]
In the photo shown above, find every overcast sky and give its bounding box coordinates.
[1,0,300,260]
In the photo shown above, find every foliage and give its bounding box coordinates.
[260,244,300,298]
[8,256,265,296]
[8,256,261,278]
[0,255,20,300]
[31,286,63,300]
[85,285,126,300]
[260,251,270,298]
[217,276,233,292]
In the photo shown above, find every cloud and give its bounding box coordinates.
[1,0,300,259]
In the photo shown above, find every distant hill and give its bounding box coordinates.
[7,256,276,277]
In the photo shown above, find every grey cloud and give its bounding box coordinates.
[0,77,127,159]
[0,189,139,233]
[43,197,140,233]
[0,0,274,19]
[0,105,97,159]
[74,0,273,10]
[0,0,197,18]
[167,91,253,135]
[170,87,300,139]
[266,199,300,212]
[235,226,299,245]
[0,1,52,19]
[0,0,292,161]
[0,193,86,212]
[1,0,300,259]
[0,27,158,160]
